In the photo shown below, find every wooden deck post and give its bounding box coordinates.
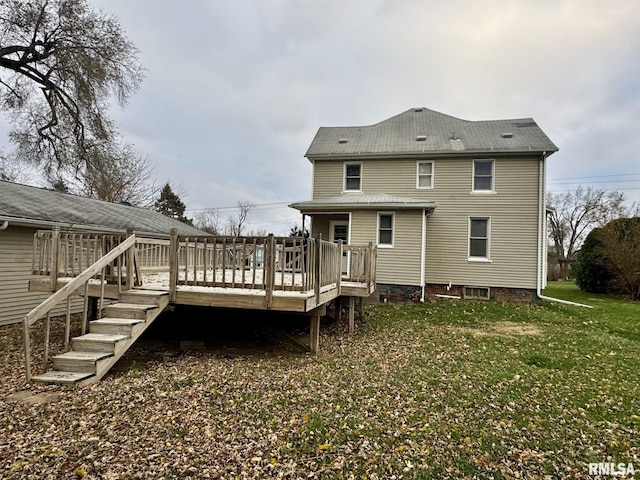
[337,240,342,296]
[314,234,322,302]
[309,314,320,354]
[365,241,373,288]
[348,296,355,335]
[125,228,134,290]
[264,234,275,308]
[50,226,61,292]
[169,228,178,303]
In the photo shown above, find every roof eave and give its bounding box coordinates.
[289,202,437,212]
[306,148,557,161]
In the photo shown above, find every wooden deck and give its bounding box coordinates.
[23,228,378,383]
[29,231,377,312]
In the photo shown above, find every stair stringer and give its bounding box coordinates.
[78,292,169,385]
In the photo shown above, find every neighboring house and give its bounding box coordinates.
[0,180,205,326]
[291,107,558,301]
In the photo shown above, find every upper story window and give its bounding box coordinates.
[469,217,490,260]
[416,161,434,189]
[473,159,494,192]
[344,162,362,191]
[378,212,394,247]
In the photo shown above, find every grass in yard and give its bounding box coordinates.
[0,282,638,479]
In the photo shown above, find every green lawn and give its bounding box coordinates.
[0,282,638,479]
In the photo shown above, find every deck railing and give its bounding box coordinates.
[33,228,137,288]
[168,232,343,307]
[343,243,377,289]
[136,237,171,272]
[23,233,138,381]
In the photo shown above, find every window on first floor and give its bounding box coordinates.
[378,212,394,247]
[344,162,362,191]
[469,217,490,260]
[416,161,434,189]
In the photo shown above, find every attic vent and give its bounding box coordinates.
[414,108,423,112]
[338,138,348,144]
[415,135,427,141]
[501,132,513,138]
[512,121,537,128]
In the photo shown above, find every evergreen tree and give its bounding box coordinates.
[154,183,192,225]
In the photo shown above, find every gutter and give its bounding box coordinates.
[420,208,426,302]
[534,152,592,309]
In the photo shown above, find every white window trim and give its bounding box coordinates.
[377,212,395,248]
[416,160,435,189]
[343,161,363,193]
[471,159,496,194]
[467,216,492,262]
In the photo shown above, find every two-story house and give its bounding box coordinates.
[290,107,558,301]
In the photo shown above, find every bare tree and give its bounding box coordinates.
[0,150,38,183]
[0,0,146,195]
[194,208,221,235]
[547,186,635,279]
[226,201,254,236]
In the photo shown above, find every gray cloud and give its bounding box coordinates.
[4,0,639,232]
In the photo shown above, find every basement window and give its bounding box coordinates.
[464,286,490,300]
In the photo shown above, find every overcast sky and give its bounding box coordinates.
[9,0,640,234]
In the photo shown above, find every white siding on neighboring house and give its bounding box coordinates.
[0,226,84,326]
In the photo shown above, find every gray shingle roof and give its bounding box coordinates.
[290,194,437,212]
[305,107,558,158]
[0,180,206,237]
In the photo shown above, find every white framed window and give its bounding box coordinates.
[377,212,394,247]
[472,159,494,192]
[468,217,490,261]
[344,162,362,191]
[416,161,434,189]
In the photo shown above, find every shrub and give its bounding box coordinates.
[575,217,640,300]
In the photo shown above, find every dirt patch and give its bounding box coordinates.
[457,321,542,337]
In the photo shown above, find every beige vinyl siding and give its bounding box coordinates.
[312,156,542,289]
[0,226,84,326]
[424,158,539,289]
[313,161,345,198]
[350,210,422,286]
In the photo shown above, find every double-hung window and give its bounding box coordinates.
[344,162,362,191]
[416,161,434,189]
[378,213,394,247]
[473,160,494,192]
[469,217,490,260]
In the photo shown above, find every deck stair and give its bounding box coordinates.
[32,289,169,385]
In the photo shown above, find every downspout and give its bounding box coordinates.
[535,152,592,308]
[420,208,426,302]
[0,221,8,230]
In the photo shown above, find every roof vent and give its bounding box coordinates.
[501,132,513,138]
[414,108,423,112]
[415,135,427,141]
[338,138,348,144]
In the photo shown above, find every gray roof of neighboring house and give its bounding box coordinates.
[0,180,206,237]
[290,193,437,212]
[305,107,558,159]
